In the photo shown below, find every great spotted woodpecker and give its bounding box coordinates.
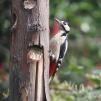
[49,18,70,79]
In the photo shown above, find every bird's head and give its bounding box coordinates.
[55,18,70,33]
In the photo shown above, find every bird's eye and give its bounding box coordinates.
[63,21,67,25]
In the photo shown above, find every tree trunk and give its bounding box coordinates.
[10,0,50,101]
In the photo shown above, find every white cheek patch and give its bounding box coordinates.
[65,25,70,32]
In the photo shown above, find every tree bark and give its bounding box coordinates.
[10,0,50,101]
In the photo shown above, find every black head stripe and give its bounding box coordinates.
[61,25,69,33]
[61,32,66,36]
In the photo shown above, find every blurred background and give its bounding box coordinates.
[0,0,101,101]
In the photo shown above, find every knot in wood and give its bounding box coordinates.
[24,0,36,10]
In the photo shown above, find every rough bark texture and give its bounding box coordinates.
[10,0,50,101]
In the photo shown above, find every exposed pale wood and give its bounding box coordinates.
[36,56,44,101]
[29,62,36,101]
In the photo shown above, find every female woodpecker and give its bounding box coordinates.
[49,18,70,79]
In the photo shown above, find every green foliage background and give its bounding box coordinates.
[0,0,101,101]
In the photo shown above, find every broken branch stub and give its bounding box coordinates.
[27,46,43,62]
[24,0,36,10]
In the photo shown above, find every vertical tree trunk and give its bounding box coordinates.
[10,0,50,101]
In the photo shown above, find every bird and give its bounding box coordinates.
[49,18,70,79]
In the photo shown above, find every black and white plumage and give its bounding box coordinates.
[49,18,70,78]
[57,38,68,68]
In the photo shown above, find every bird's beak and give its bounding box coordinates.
[55,18,61,24]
